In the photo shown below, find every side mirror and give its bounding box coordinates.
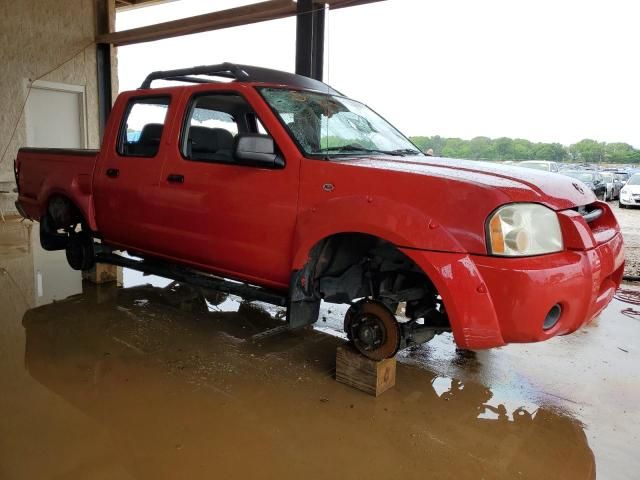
[234,134,284,168]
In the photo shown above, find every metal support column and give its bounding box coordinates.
[96,44,112,139]
[96,0,114,139]
[295,0,325,81]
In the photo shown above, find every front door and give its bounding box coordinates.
[155,88,299,288]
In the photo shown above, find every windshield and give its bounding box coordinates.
[628,174,640,185]
[258,87,421,157]
[519,162,549,171]
[600,173,614,182]
[562,171,594,182]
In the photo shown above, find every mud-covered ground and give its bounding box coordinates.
[611,202,640,277]
[2,219,640,480]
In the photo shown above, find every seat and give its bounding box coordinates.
[209,128,234,160]
[128,123,164,156]
[188,126,234,162]
[189,126,218,160]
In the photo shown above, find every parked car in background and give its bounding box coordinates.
[619,173,640,208]
[560,171,607,200]
[518,160,560,172]
[599,172,622,201]
[614,171,630,184]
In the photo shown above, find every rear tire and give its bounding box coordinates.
[39,213,69,251]
[65,232,95,271]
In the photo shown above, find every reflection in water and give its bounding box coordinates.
[19,280,596,479]
[614,287,640,306]
[0,222,82,307]
[615,287,640,319]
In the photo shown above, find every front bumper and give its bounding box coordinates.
[401,231,625,350]
[620,194,640,206]
[472,232,624,343]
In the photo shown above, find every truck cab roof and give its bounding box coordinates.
[138,62,341,95]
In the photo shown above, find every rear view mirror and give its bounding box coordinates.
[234,134,284,168]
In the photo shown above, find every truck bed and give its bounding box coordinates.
[16,147,98,222]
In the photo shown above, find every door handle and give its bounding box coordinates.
[167,174,184,184]
[106,168,119,178]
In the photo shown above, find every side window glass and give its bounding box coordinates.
[182,94,246,163]
[118,97,170,157]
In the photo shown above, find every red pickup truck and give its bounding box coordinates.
[15,63,625,359]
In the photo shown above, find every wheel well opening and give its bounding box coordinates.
[39,195,91,252]
[303,233,449,329]
[45,195,86,232]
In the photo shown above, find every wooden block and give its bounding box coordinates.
[83,263,122,285]
[83,282,118,304]
[336,344,396,396]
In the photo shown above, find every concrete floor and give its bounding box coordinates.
[613,202,640,277]
[1,218,639,480]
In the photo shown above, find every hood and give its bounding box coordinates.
[340,155,595,210]
[622,184,640,193]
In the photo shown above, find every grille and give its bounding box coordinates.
[573,204,603,223]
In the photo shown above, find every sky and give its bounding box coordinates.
[117,0,640,148]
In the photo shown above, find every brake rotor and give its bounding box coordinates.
[344,300,400,360]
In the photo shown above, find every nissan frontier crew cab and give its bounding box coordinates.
[14,63,625,360]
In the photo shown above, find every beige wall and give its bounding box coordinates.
[0,0,117,214]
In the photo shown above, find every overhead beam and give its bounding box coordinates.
[115,0,174,10]
[326,0,384,8]
[97,0,385,47]
[99,0,296,46]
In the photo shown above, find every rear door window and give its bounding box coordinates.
[118,96,170,157]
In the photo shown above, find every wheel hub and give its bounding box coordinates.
[344,300,400,360]
[354,315,385,349]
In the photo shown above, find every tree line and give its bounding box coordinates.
[409,136,640,164]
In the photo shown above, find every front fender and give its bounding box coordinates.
[400,248,504,349]
[291,195,464,270]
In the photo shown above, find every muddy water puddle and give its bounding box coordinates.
[2,219,640,479]
[614,286,640,319]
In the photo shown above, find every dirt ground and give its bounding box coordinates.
[1,218,639,480]
[612,202,640,277]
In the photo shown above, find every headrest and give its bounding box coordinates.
[190,126,217,152]
[139,123,164,144]
[210,128,234,151]
[189,126,234,153]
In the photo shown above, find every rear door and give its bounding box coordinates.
[93,94,176,252]
[154,86,299,288]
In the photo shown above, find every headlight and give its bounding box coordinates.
[621,189,630,198]
[487,203,563,256]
